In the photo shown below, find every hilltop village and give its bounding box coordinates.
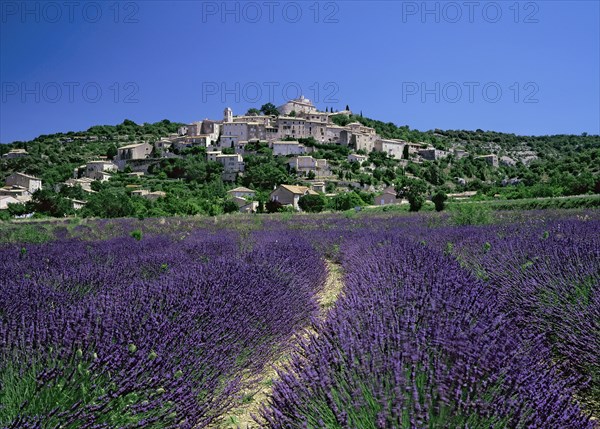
[2,96,595,218]
[1,97,512,216]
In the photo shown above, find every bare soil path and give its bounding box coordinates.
[213,258,344,429]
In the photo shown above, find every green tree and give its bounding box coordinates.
[83,189,136,218]
[223,199,239,214]
[328,191,365,211]
[246,108,261,116]
[298,193,326,212]
[260,103,279,116]
[432,190,448,212]
[397,177,428,212]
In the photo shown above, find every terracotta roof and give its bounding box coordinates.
[279,184,312,195]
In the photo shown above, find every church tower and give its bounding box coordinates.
[224,107,233,123]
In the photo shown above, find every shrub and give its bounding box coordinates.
[450,203,492,225]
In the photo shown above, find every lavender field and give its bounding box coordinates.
[0,210,598,428]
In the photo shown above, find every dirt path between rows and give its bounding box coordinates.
[214,259,344,429]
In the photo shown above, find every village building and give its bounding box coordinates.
[83,160,118,181]
[272,141,307,156]
[220,122,267,148]
[348,153,368,163]
[309,181,326,193]
[155,139,172,153]
[64,177,95,193]
[475,154,499,168]
[374,186,399,205]
[66,198,87,210]
[230,196,258,213]
[116,142,153,162]
[270,184,318,210]
[419,148,449,161]
[288,156,329,177]
[227,186,256,199]
[375,139,406,160]
[215,154,244,181]
[325,124,345,143]
[277,95,318,115]
[131,189,166,200]
[5,172,42,194]
[3,149,29,158]
[276,117,306,140]
[206,150,222,163]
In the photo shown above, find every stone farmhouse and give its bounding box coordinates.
[116,142,153,162]
[4,172,42,194]
[230,196,258,213]
[419,148,449,161]
[64,177,95,193]
[272,141,307,156]
[75,160,118,182]
[375,186,399,205]
[227,186,255,199]
[476,154,499,168]
[270,184,318,210]
[288,156,329,177]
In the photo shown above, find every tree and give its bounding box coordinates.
[260,103,279,116]
[397,177,428,212]
[106,144,118,160]
[265,199,283,213]
[289,110,296,117]
[432,190,448,212]
[83,189,135,218]
[30,189,71,217]
[299,193,326,213]
[223,199,239,214]
[345,105,349,111]
[329,191,365,211]
[246,108,261,116]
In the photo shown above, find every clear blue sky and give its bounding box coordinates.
[1,0,599,143]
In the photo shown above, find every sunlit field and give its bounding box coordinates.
[1,209,598,428]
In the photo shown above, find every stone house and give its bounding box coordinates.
[272,141,307,156]
[419,148,449,161]
[288,156,328,177]
[475,154,499,168]
[227,186,256,199]
[277,95,317,115]
[84,160,118,181]
[375,187,398,205]
[270,184,318,210]
[348,154,368,163]
[64,177,95,193]
[117,143,153,161]
[375,139,406,160]
[216,154,244,174]
[5,172,42,194]
[231,196,258,213]
[276,117,306,140]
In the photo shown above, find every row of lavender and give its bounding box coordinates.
[0,231,326,428]
[262,224,597,427]
[429,217,600,413]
